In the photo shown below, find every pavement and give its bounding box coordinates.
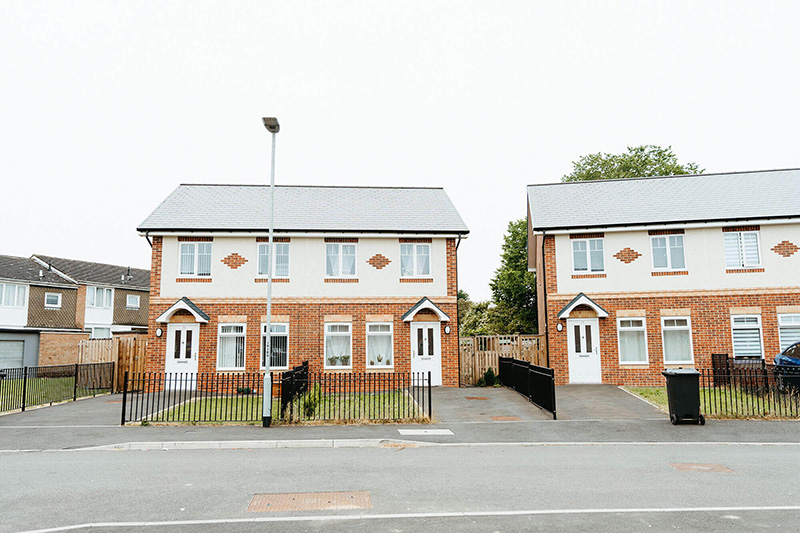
[0,384,798,452]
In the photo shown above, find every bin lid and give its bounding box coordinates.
[662,368,699,376]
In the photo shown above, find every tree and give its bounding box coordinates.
[562,145,702,182]
[488,219,537,334]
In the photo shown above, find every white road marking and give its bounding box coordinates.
[19,505,800,532]
[397,429,453,435]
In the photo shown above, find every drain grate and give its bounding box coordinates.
[248,491,372,512]
[491,416,522,421]
[671,463,734,473]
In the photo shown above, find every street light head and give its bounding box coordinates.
[262,117,280,133]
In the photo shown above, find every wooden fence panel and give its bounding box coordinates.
[78,337,147,391]
[459,334,547,385]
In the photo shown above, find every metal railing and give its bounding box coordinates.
[0,362,114,413]
[121,368,432,425]
[700,363,800,418]
[498,356,556,419]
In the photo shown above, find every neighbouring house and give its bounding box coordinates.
[0,254,149,369]
[527,169,800,386]
[137,184,468,386]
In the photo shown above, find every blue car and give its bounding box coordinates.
[775,342,800,366]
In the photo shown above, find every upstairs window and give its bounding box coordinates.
[724,231,760,268]
[44,293,62,309]
[572,238,604,273]
[0,283,27,308]
[179,242,212,277]
[731,315,763,359]
[400,244,431,277]
[651,235,686,270]
[261,323,289,370]
[778,314,800,352]
[87,287,112,308]
[326,244,356,277]
[126,294,140,309]
[258,243,290,278]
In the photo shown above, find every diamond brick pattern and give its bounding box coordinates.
[221,253,248,269]
[614,247,642,264]
[772,240,799,257]
[367,254,391,269]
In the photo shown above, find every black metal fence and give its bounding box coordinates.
[0,362,114,413]
[498,356,556,419]
[700,360,800,418]
[121,368,432,425]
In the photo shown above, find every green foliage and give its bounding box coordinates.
[561,145,702,183]
[302,384,321,418]
[488,219,537,334]
[476,368,499,387]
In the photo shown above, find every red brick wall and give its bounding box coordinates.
[38,332,91,366]
[548,291,800,386]
[150,236,162,298]
[146,299,459,386]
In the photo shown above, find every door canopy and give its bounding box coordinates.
[156,297,210,324]
[557,292,609,319]
[402,297,450,322]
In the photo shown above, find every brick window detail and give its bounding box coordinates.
[256,237,291,243]
[571,273,607,279]
[772,240,799,258]
[221,253,248,269]
[367,254,391,269]
[399,278,434,283]
[176,278,213,283]
[324,238,358,243]
[178,236,213,242]
[570,232,604,239]
[399,238,432,243]
[324,278,359,283]
[614,247,642,264]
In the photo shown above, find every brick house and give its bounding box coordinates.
[0,255,149,367]
[137,184,468,386]
[527,169,800,386]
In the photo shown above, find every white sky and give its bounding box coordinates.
[2,2,799,300]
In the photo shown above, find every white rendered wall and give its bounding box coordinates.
[555,223,800,294]
[0,285,28,327]
[159,236,449,299]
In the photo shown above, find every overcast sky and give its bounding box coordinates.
[2,2,799,300]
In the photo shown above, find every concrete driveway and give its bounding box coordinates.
[556,384,665,420]
[432,386,553,423]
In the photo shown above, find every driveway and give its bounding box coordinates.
[432,386,553,423]
[555,384,665,420]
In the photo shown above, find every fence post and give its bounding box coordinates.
[427,371,432,420]
[120,371,128,426]
[73,363,80,401]
[21,367,28,412]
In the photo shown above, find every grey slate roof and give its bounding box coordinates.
[528,168,800,231]
[0,255,75,287]
[32,255,150,290]
[138,185,469,234]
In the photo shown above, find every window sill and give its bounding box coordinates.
[651,270,688,276]
[255,278,290,283]
[399,278,433,283]
[216,368,247,373]
[725,268,765,274]
[264,367,289,373]
[323,367,353,372]
[664,362,694,367]
[367,366,394,372]
[324,278,359,283]
[44,306,62,310]
[176,278,213,283]
[571,273,607,279]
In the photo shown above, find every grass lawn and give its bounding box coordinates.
[0,376,111,411]
[148,389,427,425]
[623,386,800,419]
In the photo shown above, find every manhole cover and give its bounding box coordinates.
[248,491,372,512]
[491,416,522,421]
[671,463,734,473]
[465,397,489,400]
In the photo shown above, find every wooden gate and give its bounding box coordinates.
[78,337,147,391]
[459,334,546,386]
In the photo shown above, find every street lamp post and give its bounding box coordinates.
[262,117,279,427]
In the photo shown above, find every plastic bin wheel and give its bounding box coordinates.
[670,414,678,425]
[699,414,705,425]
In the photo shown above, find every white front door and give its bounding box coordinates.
[567,318,601,384]
[164,323,199,389]
[410,322,442,386]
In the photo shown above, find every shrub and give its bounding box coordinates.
[483,368,498,387]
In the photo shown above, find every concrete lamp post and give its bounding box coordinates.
[262,117,279,427]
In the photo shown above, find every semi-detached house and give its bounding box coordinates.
[137,184,469,386]
[527,169,800,386]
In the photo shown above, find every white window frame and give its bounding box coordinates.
[730,314,764,359]
[90,327,111,339]
[216,323,246,370]
[0,283,27,308]
[778,314,800,352]
[723,230,761,268]
[87,287,113,309]
[650,235,687,271]
[400,243,432,278]
[44,292,62,309]
[126,294,140,310]
[572,238,604,273]
[616,317,648,365]
[178,242,213,277]
[261,323,289,370]
[324,322,352,369]
[256,242,290,279]
[660,316,694,364]
[325,243,358,278]
[367,322,394,368]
